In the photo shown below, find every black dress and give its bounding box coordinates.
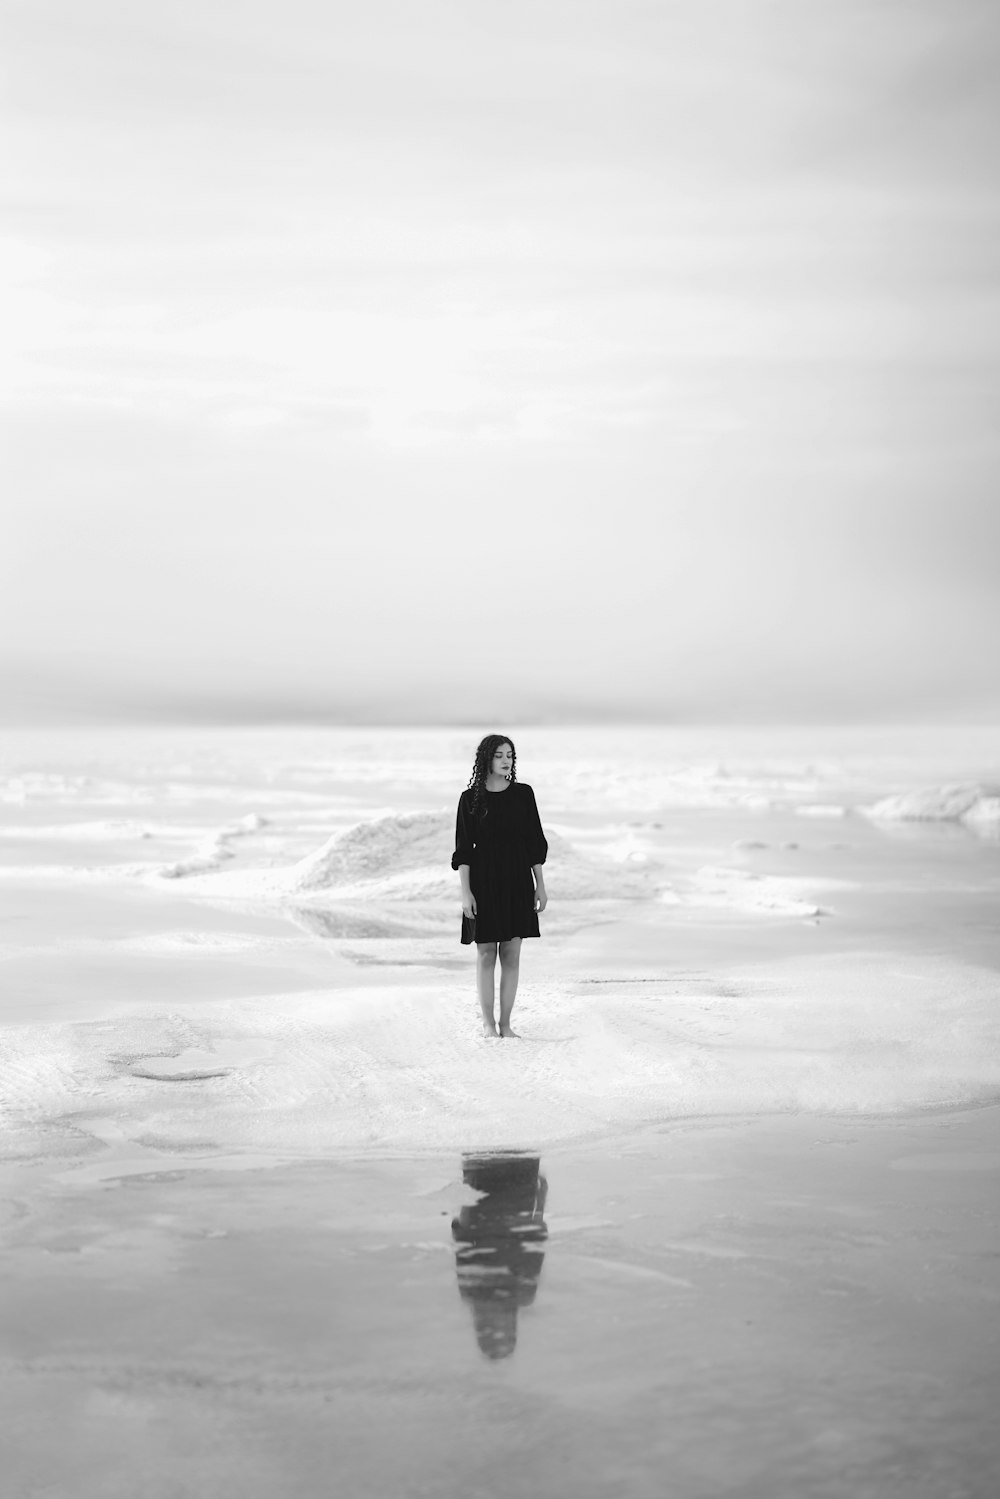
[451,781,548,945]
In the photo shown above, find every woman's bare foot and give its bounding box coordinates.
[482,1022,500,1039]
[499,1026,519,1039]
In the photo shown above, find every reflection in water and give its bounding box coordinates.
[452,1152,548,1361]
[283,905,414,940]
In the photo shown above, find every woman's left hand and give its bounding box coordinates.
[535,885,548,913]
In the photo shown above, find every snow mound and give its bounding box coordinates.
[865,784,1000,836]
[158,813,269,879]
[962,796,1000,832]
[288,811,451,892]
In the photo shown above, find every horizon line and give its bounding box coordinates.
[3,711,999,731]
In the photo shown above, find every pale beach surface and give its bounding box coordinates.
[2,724,999,1497]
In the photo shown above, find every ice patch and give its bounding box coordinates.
[129,1039,278,1081]
[0,819,161,842]
[0,813,272,882]
[600,830,659,865]
[864,783,1000,837]
[157,814,269,879]
[681,866,828,918]
[0,860,163,883]
[0,774,154,806]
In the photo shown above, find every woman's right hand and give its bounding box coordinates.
[462,894,477,919]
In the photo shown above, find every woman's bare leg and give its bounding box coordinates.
[498,937,522,1037]
[476,942,499,1036]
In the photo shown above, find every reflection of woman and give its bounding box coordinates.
[451,1153,548,1361]
[452,735,549,1039]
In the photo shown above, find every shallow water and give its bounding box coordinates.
[4,1113,999,1499]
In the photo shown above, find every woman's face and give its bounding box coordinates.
[491,743,513,777]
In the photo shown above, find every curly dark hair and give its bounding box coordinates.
[465,733,517,820]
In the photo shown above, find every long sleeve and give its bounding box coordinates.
[524,785,548,866]
[451,792,475,870]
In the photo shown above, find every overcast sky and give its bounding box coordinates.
[3,0,998,724]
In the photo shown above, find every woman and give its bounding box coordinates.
[451,734,548,1039]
